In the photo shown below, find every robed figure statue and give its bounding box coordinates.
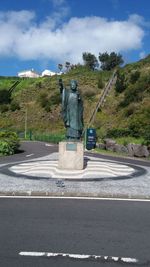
[58,79,84,140]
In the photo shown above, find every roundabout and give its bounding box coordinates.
[9,156,144,181]
[0,141,149,198]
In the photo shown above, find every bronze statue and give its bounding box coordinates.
[58,79,83,140]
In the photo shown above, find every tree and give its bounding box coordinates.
[115,70,126,93]
[0,89,11,104]
[99,52,124,71]
[82,52,98,70]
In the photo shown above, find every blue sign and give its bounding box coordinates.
[86,128,96,150]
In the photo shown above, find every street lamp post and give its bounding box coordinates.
[25,106,27,139]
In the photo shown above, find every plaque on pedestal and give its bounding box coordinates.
[58,141,84,170]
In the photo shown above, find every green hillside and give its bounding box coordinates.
[0,57,150,144]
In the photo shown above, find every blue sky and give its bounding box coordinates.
[0,0,149,76]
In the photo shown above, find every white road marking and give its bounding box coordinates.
[0,196,150,201]
[45,143,53,146]
[19,251,138,263]
[26,154,34,157]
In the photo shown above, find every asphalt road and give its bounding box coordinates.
[1,140,150,168]
[0,141,58,164]
[0,198,150,267]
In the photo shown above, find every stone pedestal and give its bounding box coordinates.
[58,141,84,170]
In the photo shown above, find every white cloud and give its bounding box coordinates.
[49,0,70,27]
[0,10,145,64]
[0,10,35,27]
[51,0,66,7]
[0,10,35,56]
[139,51,146,59]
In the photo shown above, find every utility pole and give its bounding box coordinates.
[25,106,27,139]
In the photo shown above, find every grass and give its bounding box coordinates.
[93,147,128,157]
[94,147,150,160]
[114,136,145,146]
[33,132,65,143]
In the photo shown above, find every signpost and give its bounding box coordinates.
[86,128,96,150]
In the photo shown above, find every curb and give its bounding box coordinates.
[86,151,150,166]
[0,191,150,200]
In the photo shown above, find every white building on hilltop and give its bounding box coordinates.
[18,69,40,78]
[41,69,57,77]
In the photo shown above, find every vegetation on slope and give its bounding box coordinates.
[0,56,150,145]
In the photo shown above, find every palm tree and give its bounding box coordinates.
[58,63,63,72]
[65,62,71,72]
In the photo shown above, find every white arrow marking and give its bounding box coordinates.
[26,154,34,157]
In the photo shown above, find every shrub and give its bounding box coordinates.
[120,73,150,107]
[143,128,150,145]
[49,92,61,106]
[97,76,104,89]
[0,141,12,155]
[0,104,9,113]
[130,71,140,84]
[124,104,137,117]
[37,91,61,112]
[0,89,11,104]
[128,108,150,140]
[115,71,126,93]
[82,88,97,98]
[37,92,49,108]
[116,137,144,145]
[36,81,42,89]
[139,74,150,92]
[106,128,131,138]
[120,84,142,107]
[0,131,20,155]
[10,100,20,111]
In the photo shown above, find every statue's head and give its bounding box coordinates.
[70,80,78,91]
